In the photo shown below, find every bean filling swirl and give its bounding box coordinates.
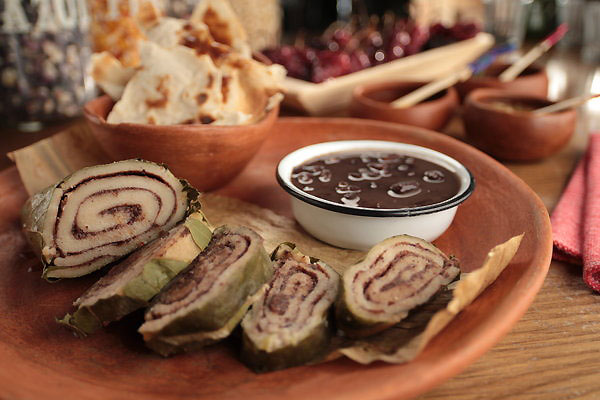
[242,246,340,353]
[337,235,460,336]
[148,231,250,320]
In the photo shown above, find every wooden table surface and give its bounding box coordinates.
[1,49,599,399]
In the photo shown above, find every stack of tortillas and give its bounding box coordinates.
[91,0,285,126]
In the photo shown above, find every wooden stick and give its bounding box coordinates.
[390,43,516,109]
[533,93,600,115]
[390,68,472,108]
[499,24,568,82]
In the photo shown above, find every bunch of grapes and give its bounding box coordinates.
[425,22,480,49]
[263,18,479,83]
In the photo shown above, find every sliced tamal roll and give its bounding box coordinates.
[21,159,199,280]
[57,212,213,336]
[138,225,272,356]
[336,235,460,338]
[241,243,340,372]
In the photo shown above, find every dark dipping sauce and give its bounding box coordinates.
[290,152,461,209]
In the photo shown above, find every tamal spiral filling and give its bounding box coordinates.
[255,255,326,333]
[50,170,182,270]
[22,160,195,279]
[138,225,272,356]
[242,246,339,354]
[337,235,460,336]
[351,243,453,319]
[149,231,250,320]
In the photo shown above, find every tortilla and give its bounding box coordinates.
[98,0,284,126]
[106,42,226,125]
[190,0,251,57]
[90,52,136,101]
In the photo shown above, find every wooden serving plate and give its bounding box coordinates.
[0,118,551,400]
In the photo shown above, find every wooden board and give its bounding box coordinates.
[0,118,551,400]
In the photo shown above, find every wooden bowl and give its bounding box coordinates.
[455,63,548,101]
[350,81,459,131]
[83,95,278,191]
[463,89,576,161]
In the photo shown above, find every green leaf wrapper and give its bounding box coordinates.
[138,225,272,357]
[335,235,460,338]
[241,243,340,372]
[21,159,200,280]
[57,212,212,336]
[143,286,265,357]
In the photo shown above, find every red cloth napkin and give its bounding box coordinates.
[551,134,600,292]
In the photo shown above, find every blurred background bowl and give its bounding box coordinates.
[463,89,576,161]
[455,62,548,101]
[350,81,459,131]
[84,95,278,191]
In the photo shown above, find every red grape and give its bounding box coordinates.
[311,50,352,83]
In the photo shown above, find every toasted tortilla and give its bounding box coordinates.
[217,58,286,123]
[134,0,164,30]
[98,0,284,125]
[88,0,163,67]
[90,52,136,101]
[190,0,251,57]
[107,42,225,125]
[144,17,211,49]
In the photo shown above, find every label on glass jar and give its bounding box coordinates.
[102,0,162,20]
[0,0,95,125]
[1,0,90,33]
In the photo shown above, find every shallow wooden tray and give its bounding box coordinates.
[282,33,494,116]
[0,118,551,400]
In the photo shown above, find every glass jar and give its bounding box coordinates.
[0,0,96,130]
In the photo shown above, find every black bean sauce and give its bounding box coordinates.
[291,152,461,209]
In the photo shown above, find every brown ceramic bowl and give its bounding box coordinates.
[455,62,548,101]
[463,89,576,161]
[350,81,459,131]
[83,95,278,191]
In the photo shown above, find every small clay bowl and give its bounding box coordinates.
[455,62,548,101]
[463,89,576,161]
[84,95,278,191]
[350,81,459,131]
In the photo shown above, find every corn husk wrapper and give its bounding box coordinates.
[190,0,251,56]
[9,126,523,366]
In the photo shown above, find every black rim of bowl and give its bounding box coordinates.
[276,159,476,218]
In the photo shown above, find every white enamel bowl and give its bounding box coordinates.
[276,140,475,250]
